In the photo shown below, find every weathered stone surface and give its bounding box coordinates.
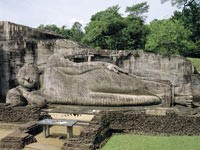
[42,54,172,106]
[0,121,44,150]
[6,64,46,108]
[0,104,41,122]
[0,21,199,107]
[19,121,43,135]
[0,21,84,101]
[0,131,36,150]
[120,51,194,80]
[191,75,200,102]
[52,49,199,106]
[118,51,200,106]
[108,109,200,135]
[62,112,111,150]
[0,21,62,41]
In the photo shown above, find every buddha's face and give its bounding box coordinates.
[17,64,40,89]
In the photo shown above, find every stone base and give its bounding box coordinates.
[0,131,36,149]
[0,104,42,122]
[62,108,200,150]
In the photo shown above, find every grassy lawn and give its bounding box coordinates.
[187,57,200,72]
[102,134,200,150]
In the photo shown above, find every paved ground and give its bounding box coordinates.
[24,125,84,150]
[0,121,84,150]
[24,143,61,150]
[0,122,22,140]
[0,129,15,140]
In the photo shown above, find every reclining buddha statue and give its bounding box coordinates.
[42,54,172,106]
[6,54,172,108]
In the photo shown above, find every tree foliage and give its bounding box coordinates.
[70,22,84,42]
[126,2,149,21]
[83,6,124,49]
[145,19,196,55]
[37,24,70,39]
[37,1,200,57]
[37,22,84,42]
[83,4,148,50]
[161,0,199,8]
[172,1,200,56]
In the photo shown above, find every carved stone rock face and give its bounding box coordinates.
[42,54,172,106]
[6,64,46,108]
[17,64,40,90]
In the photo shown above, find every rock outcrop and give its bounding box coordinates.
[42,54,172,106]
[117,51,200,106]
[0,21,84,101]
[0,21,199,107]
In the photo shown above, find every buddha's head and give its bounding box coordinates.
[17,64,40,90]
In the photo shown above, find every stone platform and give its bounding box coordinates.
[43,104,165,114]
[42,104,176,123]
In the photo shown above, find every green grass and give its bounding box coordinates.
[188,57,200,72]
[102,134,200,150]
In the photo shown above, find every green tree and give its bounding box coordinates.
[38,24,61,33]
[83,4,148,50]
[37,22,85,42]
[172,1,200,56]
[70,22,84,42]
[161,0,199,8]
[126,2,149,21]
[83,5,125,49]
[119,17,148,49]
[37,24,71,39]
[145,19,196,55]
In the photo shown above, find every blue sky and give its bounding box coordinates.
[0,0,177,28]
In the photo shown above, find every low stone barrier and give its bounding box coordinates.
[0,105,46,149]
[0,131,36,150]
[1,105,200,149]
[0,121,43,149]
[62,108,200,150]
[62,112,111,150]
[108,109,200,135]
[0,104,42,122]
